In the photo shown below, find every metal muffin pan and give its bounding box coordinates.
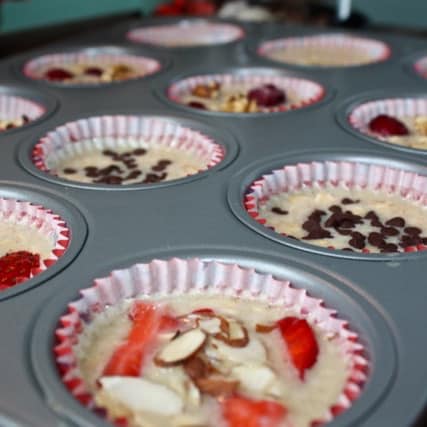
[18,112,239,191]
[31,246,395,427]
[0,84,58,136]
[228,148,427,261]
[0,16,426,427]
[336,90,427,156]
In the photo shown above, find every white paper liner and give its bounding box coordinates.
[258,34,390,67]
[0,198,70,288]
[54,258,367,425]
[32,115,224,181]
[0,94,45,125]
[244,160,427,253]
[127,20,244,47]
[348,97,427,147]
[23,51,161,84]
[168,72,325,113]
[414,56,427,79]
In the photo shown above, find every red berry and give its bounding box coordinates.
[0,251,40,289]
[187,101,207,110]
[44,68,74,81]
[103,301,177,377]
[84,66,104,77]
[222,396,287,427]
[247,84,286,107]
[277,316,319,379]
[368,114,409,136]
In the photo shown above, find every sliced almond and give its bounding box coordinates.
[256,323,277,333]
[155,328,206,367]
[214,323,249,348]
[197,317,222,335]
[183,355,218,381]
[231,364,277,394]
[195,376,239,397]
[209,334,266,365]
[98,376,183,415]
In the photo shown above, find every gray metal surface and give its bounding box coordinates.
[0,17,427,427]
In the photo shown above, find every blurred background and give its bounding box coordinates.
[1,0,426,56]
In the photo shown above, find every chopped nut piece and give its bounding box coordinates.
[415,116,427,136]
[191,82,220,99]
[256,323,277,333]
[195,376,239,397]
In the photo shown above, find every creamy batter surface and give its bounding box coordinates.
[0,219,54,259]
[257,184,427,253]
[380,116,427,150]
[48,141,207,185]
[75,294,351,427]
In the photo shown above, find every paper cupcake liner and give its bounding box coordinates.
[244,160,427,253]
[0,198,70,288]
[168,72,325,113]
[0,94,45,125]
[127,20,244,47]
[258,34,390,67]
[23,51,161,84]
[54,257,367,425]
[414,56,427,79]
[348,97,427,145]
[32,115,224,181]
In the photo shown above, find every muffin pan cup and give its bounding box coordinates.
[0,15,427,427]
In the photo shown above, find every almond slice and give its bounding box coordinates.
[255,323,277,333]
[231,364,277,394]
[155,328,206,366]
[214,322,249,348]
[195,376,239,397]
[197,317,222,335]
[97,376,183,415]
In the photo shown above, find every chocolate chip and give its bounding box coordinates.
[368,232,385,247]
[121,152,132,158]
[102,149,117,157]
[399,235,421,248]
[381,226,399,237]
[143,173,160,183]
[350,231,365,240]
[133,148,147,156]
[341,198,360,205]
[422,237,427,245]
[348,233,366,249]
[302,219,319,232]
[385,217,405,228]
[380,243,398,253]
[328,205,342,213]
[94,175,123,185]
[63,168,77,174]
[364,211,378,220]
[307,209,326,221]
[271,207,288,215]
[302,228,332,240]
[5,123,15,129]
[84,166,100,177]
[404,227,421,236]
[98,165,122,176]
[125,162,138,170]
[342,247,354,252]
[124,170,142,180]
[152,164,167,172]
[22,114,30,123]
[188,101,207,110]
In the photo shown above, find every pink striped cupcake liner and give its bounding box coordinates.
[348,97,427,149]
[0,198,70,290]
[23,50,161,85]
[32,115,224,183]
[168,71,326,113]
[258,34,390,67]
[127,20,244,47]
[0,94,45,131]
[244,160,427,254]
[54,257,367,425]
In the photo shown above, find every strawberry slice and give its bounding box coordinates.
[277,316,319,379]
[103,301,176,377]
[222,396,286,427]
[368,114,409,136]
[0,251,40,289]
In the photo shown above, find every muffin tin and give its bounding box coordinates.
[1,17,427,427]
